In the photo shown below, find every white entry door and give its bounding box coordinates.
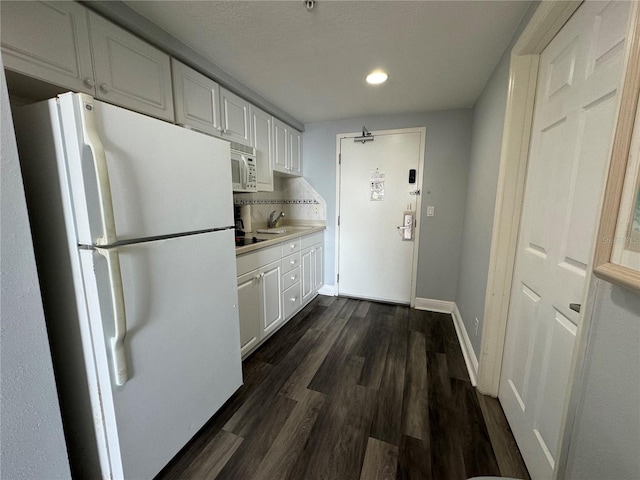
[338,129,424,304]
[499,2,631,479]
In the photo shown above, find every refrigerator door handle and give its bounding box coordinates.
[77,94,118,246]
[96,247,129,386]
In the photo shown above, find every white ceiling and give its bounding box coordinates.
[125,1,531,125]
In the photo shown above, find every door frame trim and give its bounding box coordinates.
[478,1,639,478]
[334,126,426,307]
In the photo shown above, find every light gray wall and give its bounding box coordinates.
[455,2,538,356]
[303,109,472,301]
[565,279,640,480]
[0,67,71,479]
[453,1,640,476]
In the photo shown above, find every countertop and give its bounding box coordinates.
[235,225,326,256]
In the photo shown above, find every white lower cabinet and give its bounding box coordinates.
[236,231,324,358]
[236,270,261,357]
[314,244,324,292]
[236,245,282,358]
[301,242,323,305]
[260,261,283,336]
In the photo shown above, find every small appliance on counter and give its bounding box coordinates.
[234,205,245,238]
[240,204,252,233]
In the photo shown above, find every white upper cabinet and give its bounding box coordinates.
[272,117,289,173]
[273,117,302,176]
[171,59,221,135]
[289,128,302,176]
[250,105,274,191]
[220,87,251,146]
[1,1,95,94]
[88,12,174,122]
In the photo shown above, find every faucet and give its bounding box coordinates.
[268,210,285,228]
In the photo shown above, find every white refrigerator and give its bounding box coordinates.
[14,92,243,479]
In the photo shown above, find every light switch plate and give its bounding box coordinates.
[427,206,435,217]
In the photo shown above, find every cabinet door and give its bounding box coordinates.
[272,117,289,173]
[88,12,174,122]
[220,87,251,146]
[1,1,95,94]
[313,244,323,293]
[171,59,221,135]
[301,247,314,304]
[237,271,261,358]
[260,261,283,337]
[250,105,274,191]
[288,128,302,176]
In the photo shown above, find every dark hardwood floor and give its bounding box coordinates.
[157,296,530,480]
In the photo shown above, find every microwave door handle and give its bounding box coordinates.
[242,156,249,188]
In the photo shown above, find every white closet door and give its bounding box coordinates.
[499,3,631,478]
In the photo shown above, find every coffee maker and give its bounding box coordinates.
[234,205,245,237]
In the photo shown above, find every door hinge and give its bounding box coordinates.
[339,153,341,165]
[337,273,339,282]
[338,215,340,226]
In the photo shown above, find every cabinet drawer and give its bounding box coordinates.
[282,238,301,256]
[236,244,281,276]
[281,252,301,274]
[283,282,301,320]
[282,267,300,291]
[301,231,324,249]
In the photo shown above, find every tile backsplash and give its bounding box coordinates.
[234,176,326,230]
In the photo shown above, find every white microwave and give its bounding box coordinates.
[230,145,257,192]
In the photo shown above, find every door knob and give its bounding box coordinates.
[569,303,581,313]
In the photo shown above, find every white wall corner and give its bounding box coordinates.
[451,304,479,386]
[318,284,337,296]
[414,297,455,313]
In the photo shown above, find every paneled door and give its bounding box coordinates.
[499,2,631,478]
[338,128,424,304]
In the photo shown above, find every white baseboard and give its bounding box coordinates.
[414,297,478,386]
[451,304,479,386]
[318,284,337,296]
[414,297,455,313]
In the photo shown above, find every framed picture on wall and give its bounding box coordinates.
[594,25,640,292]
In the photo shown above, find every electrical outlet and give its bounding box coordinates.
[474,317,479,336]
[426,206,435,217]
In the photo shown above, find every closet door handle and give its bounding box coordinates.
[569,303,581,313]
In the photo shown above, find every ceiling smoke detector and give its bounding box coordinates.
[304,0,316,12]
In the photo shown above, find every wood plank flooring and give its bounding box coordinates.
[156,297,529,480]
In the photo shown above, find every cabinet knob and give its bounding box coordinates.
[83,78,95,88]
[99,83,110,93]
[290,260,295,265]
[291,275,296,281]
[290,297,296,303]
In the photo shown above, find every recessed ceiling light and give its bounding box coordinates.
[366,70,388,85]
